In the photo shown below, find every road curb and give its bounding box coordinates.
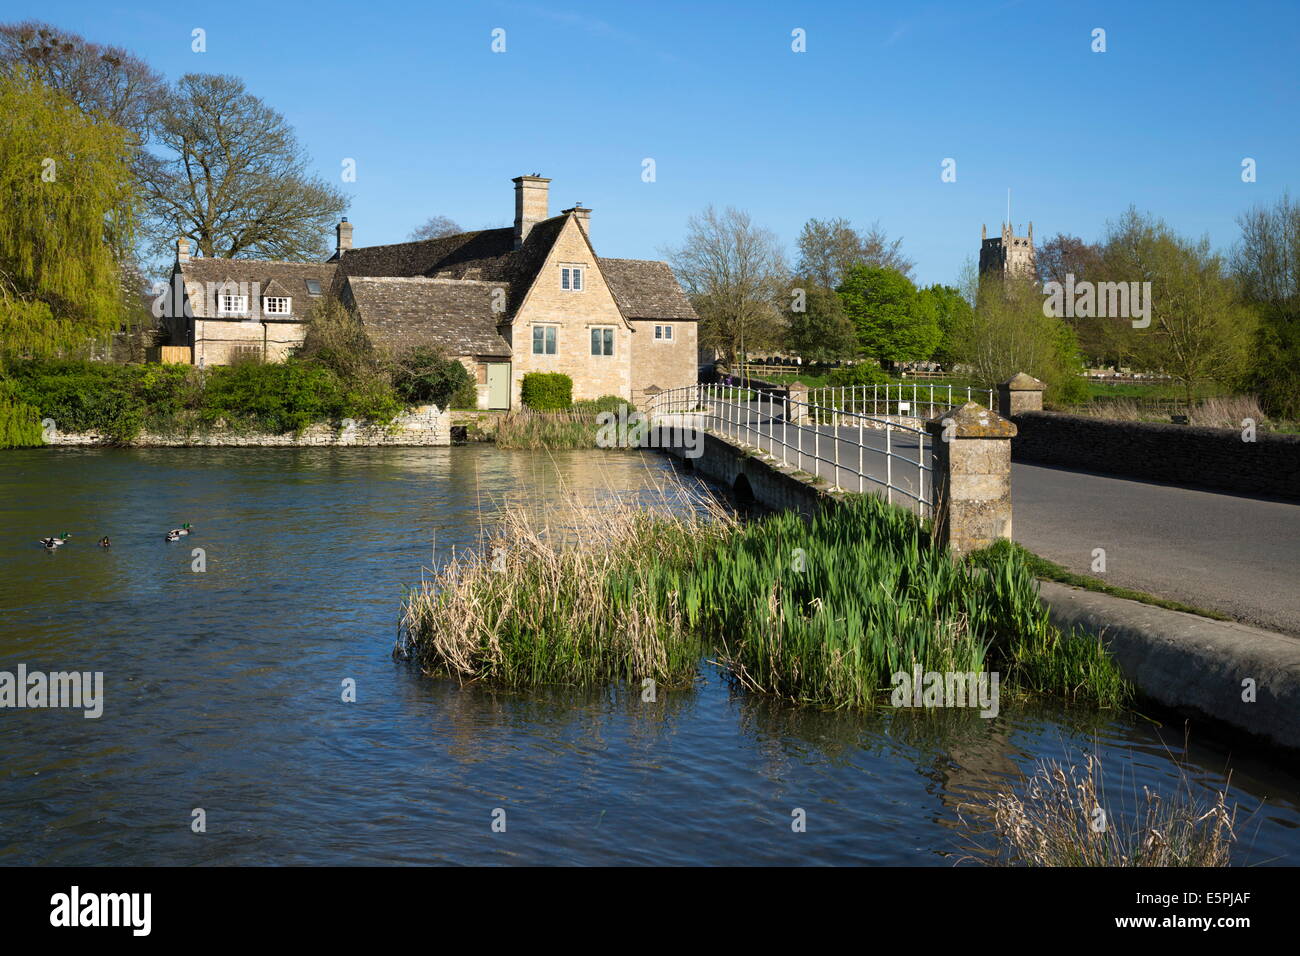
[1038,581,1300,752]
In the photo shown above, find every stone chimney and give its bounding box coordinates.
[177,237,190,263]
[513,175,551,248]
[335,218,353,256]
[562,204,591,240]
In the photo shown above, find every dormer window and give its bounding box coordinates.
[263,296,291,315]
[218,293,248,315]
[561,266,583,291]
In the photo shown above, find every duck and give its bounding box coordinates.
[167,523,193,537]
[98,536,111,548]
[38,533,70,548]
[165,530,181,542]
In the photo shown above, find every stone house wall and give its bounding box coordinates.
[628,319,698,404]
[510,217,631,403]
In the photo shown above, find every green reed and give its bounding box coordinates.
[398,483,1130,708]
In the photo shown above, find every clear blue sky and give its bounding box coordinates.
[12,0,1300,284]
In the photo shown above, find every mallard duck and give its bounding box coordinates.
[167,523,192,537]
[98,536,111,548]
[165,530,181,542]
[38,533,70,548]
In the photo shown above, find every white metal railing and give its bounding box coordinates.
[805,383,994,423]
[645,383,958,515]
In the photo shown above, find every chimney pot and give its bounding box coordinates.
[336,218,353,256]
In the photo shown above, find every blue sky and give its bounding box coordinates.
[12,0,1300,284]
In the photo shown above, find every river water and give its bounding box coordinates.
[1,445,1298,865]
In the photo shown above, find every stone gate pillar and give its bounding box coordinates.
[786,381,808,424]
[997,372,1046,417]
[925,402,1017,555]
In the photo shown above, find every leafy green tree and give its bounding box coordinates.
[0,67,137,359]
[915,284,972,366]
[1234,194,1300,418]
[1104,209,1255,404]
[837,266,938,366]
[950,274,1088,405]
[783,280,858,363]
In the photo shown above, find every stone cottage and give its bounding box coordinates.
[162,175,699,408]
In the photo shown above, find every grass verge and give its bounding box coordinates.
[969,540,1232,622]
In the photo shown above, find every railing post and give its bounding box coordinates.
[885,424,892,505]
[858,413,864,493]
[924,402,1018,555]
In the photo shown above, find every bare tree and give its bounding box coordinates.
[0,20,164,143]
[140,73,348,261]
[797,217,913,288]
[665,206,788,366]
[408,215,464,241]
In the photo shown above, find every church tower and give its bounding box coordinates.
[979,221,1036,278]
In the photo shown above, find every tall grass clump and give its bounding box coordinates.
[983,752,1239,866]
[494,408,602,450]
[398,484,735,687]
[400,475,1130,708]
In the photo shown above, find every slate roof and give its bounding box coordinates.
[178,258,336,318]
[597,258,698,321]
[343,277,512,358]
[337,218,568,319]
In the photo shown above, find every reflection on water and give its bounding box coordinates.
[1,445,1298,865]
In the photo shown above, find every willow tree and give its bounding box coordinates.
[0,67,137,358]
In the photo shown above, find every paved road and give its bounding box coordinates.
[698,398,1300,637]
[1011,462,1300,637]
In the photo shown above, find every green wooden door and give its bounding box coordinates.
[487,363,511,409]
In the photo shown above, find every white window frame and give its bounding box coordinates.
[218,293,248,316]
[590,326,615,357]
[532,324,558,355]
[263,296,291,316]
[560,265,584,292]
[653,324,675,342]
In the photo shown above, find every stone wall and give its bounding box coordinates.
[43,405,450,447]
[1011,411,1300,500]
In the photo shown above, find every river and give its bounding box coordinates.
[2,445,1298,865]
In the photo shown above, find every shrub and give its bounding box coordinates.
[392,348,477,409]
[827,363,891,388]
[572,394,632,415]
[520,372,572,410]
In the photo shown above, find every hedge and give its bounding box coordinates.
[520,372,573,410]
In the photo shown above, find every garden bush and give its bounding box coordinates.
[391,348,477,409]
[520,372,573,410]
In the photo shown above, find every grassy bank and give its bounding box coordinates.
[399,484,1130,709]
